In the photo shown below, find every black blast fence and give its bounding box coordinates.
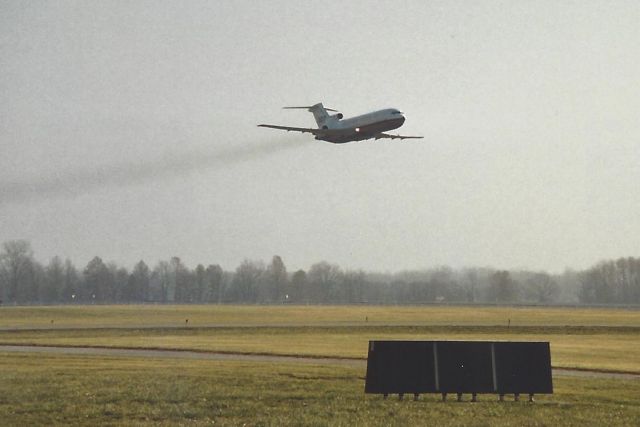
[365,341,552,401]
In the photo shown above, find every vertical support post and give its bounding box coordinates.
[456,393,463,402]
[433,342,440,392]
[514,393,520,402]
[529,393,535,402]
[441,393,447,402]
[414,393,419,401]
[491,342,497,393]
[471,393,477,402]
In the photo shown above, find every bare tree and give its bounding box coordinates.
[342,270,366,303]
[82,257,113,303]
[171,257,188,302]
[488,270,519,303]
[263,255,287,303]
[290,269,306,303]
[462,268,479,303]
[110,264,129,302]
[151,261,171,302]
[307,262,342,303]
[205,264,224,303]
[231,259,264,302]
[579,258,640,304]
[61,259,80,303]
[42,256,64,303]
[193,264,206,302]
[128,260,150,302]
[525,272,559,303]
[0,240,38,304]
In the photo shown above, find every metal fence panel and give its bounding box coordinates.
[365,340,436,394]
[365,340,553,397]
[494,342,553,394]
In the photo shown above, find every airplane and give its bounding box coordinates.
[258,103,423,144]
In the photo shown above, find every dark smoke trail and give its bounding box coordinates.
[0,137,306,205]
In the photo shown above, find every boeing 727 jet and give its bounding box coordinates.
[258,103,423,144]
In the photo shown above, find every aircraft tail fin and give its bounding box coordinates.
[284,103,337,128]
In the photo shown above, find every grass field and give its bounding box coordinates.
[1,326,639,373]
[1,305,639,425]
[1,305,639,373]
[1,352,639,426]
[2,304,639,328]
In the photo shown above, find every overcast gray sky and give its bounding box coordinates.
[1,1,639,273]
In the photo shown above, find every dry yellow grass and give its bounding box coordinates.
[1,304,639,329]
[1,351,640,426]
[1,326,638,373]
[1,305,638,373]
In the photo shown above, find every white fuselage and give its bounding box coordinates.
[258,103,421,143]
[319,108,406,143]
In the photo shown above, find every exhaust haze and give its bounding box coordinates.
[0,138,304,205]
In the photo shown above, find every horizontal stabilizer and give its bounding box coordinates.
[374,133,424,140]
[283,106,338,112]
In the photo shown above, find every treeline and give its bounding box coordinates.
[0,240,639,306]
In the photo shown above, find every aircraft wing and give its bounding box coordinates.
[374,133,424,141]
[258,124,345,136]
